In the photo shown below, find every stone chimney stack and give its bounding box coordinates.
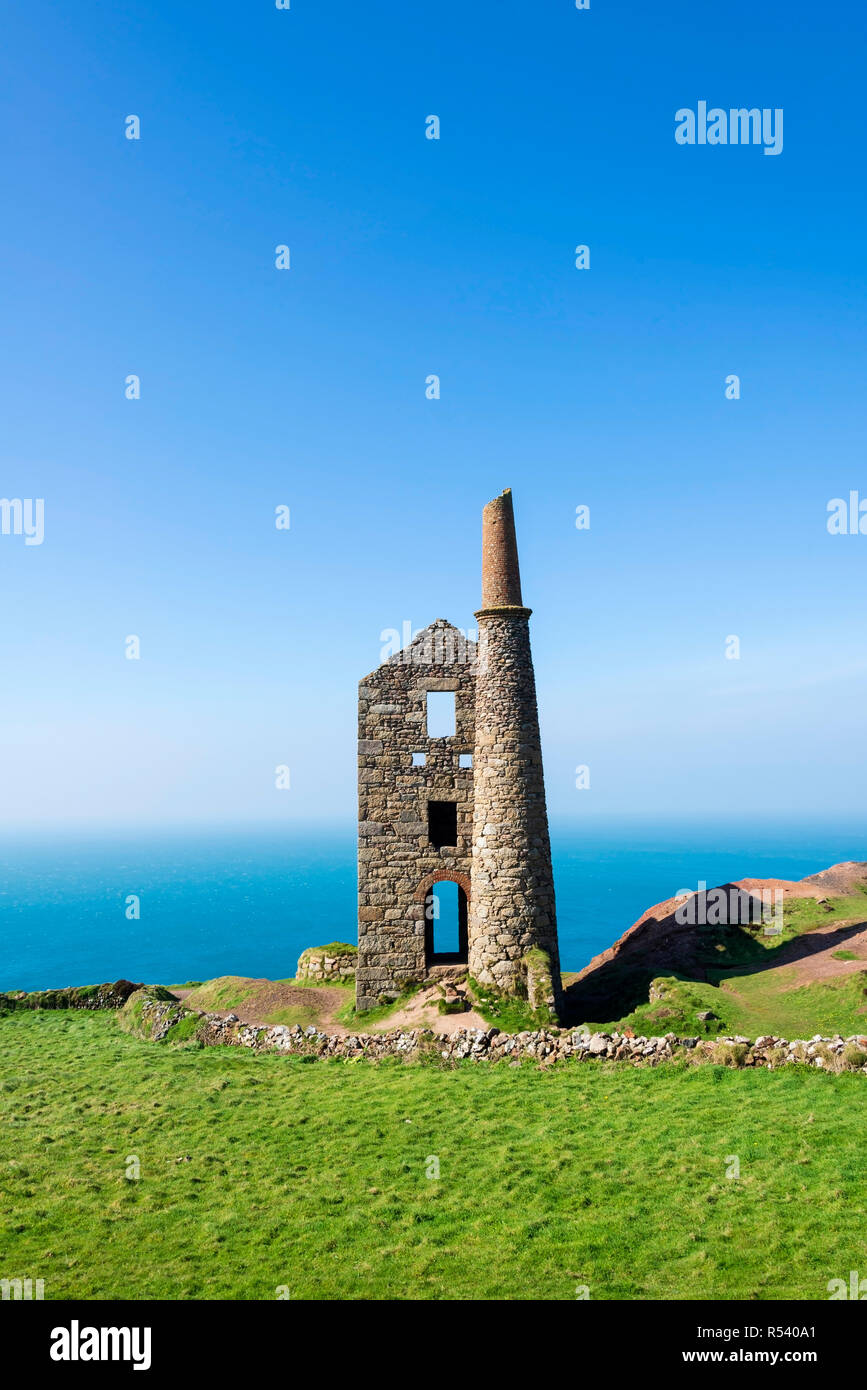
[480,488,523,608]
[469,489,562,1013]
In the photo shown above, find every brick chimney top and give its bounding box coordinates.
[480,488,526,610]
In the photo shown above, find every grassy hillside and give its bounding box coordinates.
[181,976,346,1029]
[571,892,867,1038]
[584,970,867,1040]
[1,1008,865,1300]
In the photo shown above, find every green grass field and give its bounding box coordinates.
[1,1009,865,1300]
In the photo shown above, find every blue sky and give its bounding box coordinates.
[1,0,866,828]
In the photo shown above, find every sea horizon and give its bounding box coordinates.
[3,815,866,994]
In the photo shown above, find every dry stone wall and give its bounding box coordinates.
[0,980,142,1011]
[125,992,867,1072]
[296,945,356,983]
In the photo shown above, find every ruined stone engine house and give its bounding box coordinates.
[356,489,561,1015]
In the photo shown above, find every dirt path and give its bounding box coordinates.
[171,979,488,1037]
[373,982,488,1034]
[172,981,351,1032]
[778,919,867,986]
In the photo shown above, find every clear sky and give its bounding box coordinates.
[1,0,866,828]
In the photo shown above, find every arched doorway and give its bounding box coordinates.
[424,880,469,966]
[414,867,469,967]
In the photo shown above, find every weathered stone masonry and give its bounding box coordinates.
[356,622,477,1011]
[356,489,561,1014]
[470,493,561,1002]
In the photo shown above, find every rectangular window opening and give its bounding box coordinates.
[412,752,426,767]
[428,800,458,849]
[459,753,473,768]
[426,691,456,738]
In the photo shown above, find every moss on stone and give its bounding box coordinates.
[298,943,357,960]
[118,986,194,1042]
[710,1041,749,1068]
[296,943,358,984]
[163,1013,203,1045]
[522,948,559,1025]
[0,980,143,1012]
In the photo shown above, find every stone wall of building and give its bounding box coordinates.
[356,620,477,1012]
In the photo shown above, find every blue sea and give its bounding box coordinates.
[2,819,866,993]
